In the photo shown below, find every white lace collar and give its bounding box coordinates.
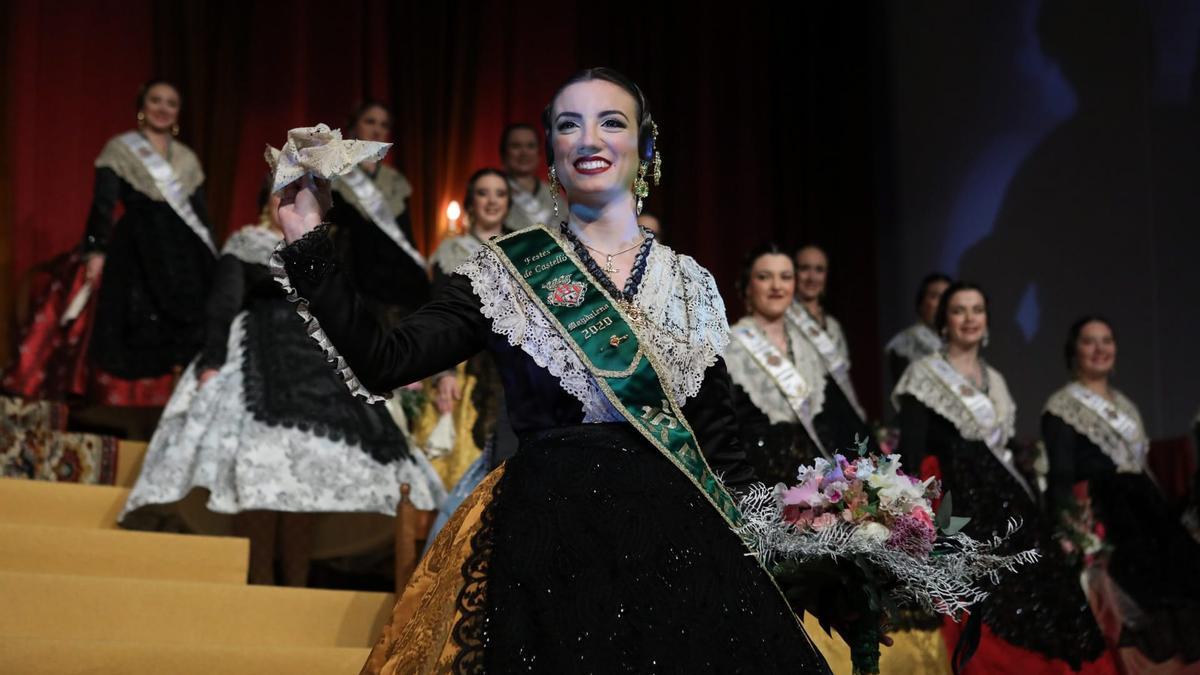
[1044,383,1148,474]
[222,226,283,265]
[331,163,412,220]
[726,316,826,424]
[430,233,484,275]
[458,232,729,422]
[892,353,1016,449]
[885,322,942,363]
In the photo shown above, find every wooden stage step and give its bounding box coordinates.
[0,523,248,584]
[0,636,369,675]
[0,570,393,648]
[0,477,126,529]
[115,439,148,488]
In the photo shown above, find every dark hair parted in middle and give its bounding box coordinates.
[914,272,953,310]
[736,242,794,300]
[934,280,991,336]
[1063,315,1116,372]
[135,79,180,111]
[541,67,656,165]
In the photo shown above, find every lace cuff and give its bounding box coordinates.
[269,224,389,404]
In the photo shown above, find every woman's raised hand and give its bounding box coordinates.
[275,174,333,243]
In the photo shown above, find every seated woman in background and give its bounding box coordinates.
[1043,316,1200,667]
[894,282,1114,674]
[885,272,951,386]
[118,184,444,586]
[789,244,872,453]
[726,243,827,484]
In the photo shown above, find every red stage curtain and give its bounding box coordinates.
[2,0,886,417]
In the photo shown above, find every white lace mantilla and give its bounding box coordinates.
[1044,384,1149,474]
[885,322,943,363]
[431,233,484,276]
[94,132,204,201]
[726,316,826,424]
[892,354,1016,449]
[458,235,730,422]
[120,313,446,519]
[222,225,282,265]
[268,248,387,404]
[331,163,412,220]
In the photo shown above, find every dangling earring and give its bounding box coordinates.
[633,161,650,216]
[137,111,146,128]
[548,165,560,219]
[171,124,180,137]
[982,328,990,348]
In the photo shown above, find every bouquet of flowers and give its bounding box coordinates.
[736,439,1039,674]
[1055,482,1110,568]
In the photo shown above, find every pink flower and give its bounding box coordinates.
[783,504,816,528]
[910,506,934,530]
[811,512,840,531]
[885,515,936,557]
[823,483,845,504]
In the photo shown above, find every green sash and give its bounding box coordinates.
[487,225,743,529]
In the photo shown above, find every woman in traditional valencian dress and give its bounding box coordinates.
[884,272,951,386]
[789,244,872,453]
[895,282,1115,675]
[84,80,216,405]
[499,123,557,231]
[119,188,444,586]
[1043,316,1200,667]
[329,101,430,323]
[272,68,833,673]
[726,243,827,485]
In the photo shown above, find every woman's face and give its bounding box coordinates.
[944,289,987,349]
[1074,320,1116,379]
[468,174,510,230]
[919,279,950,327]
[794,247,828,303]
[503,127,540,177]
[550,79,640,208]
[141,83,180,133]
[747,253,796,321]
[353,105,391,142]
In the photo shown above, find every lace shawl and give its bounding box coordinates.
[430,234,484,276]
[725,316,826,424]
[1044,384,1149,473]
[331,163,411,220]
[222,226,282,265]
[458,236,729,422]
[892,354,1016,448]
[885,322,943,363]
[94,132,204,200]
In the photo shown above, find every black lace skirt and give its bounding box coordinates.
[459,423,830,674]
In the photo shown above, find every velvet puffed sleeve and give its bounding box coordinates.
[277,225,489,394]
[1041,411,1080,514]
[82,167,126,254]
[683,358,757,488]
[195,254,247,371]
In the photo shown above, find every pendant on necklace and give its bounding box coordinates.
[604,256,617,274]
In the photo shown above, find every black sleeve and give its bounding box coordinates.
[189,184,215,240]
[195,254,246,371]
[1042,412,1079,514]
[82,167,125,253]
[279,225,489,392]
[683,358,757,488]
[887,352,910,390]
[896,393,930,472]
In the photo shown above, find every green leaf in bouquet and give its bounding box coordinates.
[935,491,954,532]
[945,516,971,536]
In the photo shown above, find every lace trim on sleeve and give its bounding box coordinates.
[268,229,389,404]
[458,247,620,422]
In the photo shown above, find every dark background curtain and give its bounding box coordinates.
[1,0,888,417]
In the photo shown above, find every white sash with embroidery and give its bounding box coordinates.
[1064,383,1150,474]
[342,166,426,267]
[787,305,866,421]
[118,131,215,253]
[732,325,829,459]
[923,356,1033,497]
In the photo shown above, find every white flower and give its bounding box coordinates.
[851,522,892,545]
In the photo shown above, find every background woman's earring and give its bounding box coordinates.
[548,165,560,218]
[982,329,990,348]
[136,111,146,128]
[171,124,180,137]
[633,161,650,215]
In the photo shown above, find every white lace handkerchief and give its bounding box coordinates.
[265,123,391,192]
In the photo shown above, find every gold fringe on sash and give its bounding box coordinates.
[360,465,505,675]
